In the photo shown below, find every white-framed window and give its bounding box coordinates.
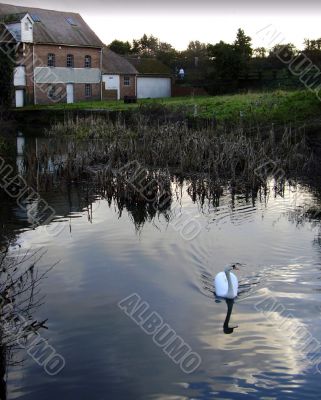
[124,76,130,86]
[67,54,74,68]
[84,55,92,68]
[48,53,55,67]
[24,21,29,31]
[85,84,92,98]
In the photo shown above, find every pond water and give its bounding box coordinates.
[2,133,321,400]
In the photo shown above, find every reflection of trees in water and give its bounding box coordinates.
[91,173,321,234]
[3,135,321,236]
[5,165,318,236]
[2,128,321,237]
[79,172,271,232]
[85,169,173,233]
[0,244,51,400]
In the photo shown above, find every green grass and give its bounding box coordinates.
[18,90,321,125]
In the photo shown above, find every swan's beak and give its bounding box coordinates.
[233,263,245,271]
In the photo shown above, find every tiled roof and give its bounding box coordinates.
[0,3,103,47]
[126,57,172,75]
[0,23,15,41]
[102,47,138,75]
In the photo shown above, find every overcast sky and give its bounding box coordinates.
[2,0,321,49]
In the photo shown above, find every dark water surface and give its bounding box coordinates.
[3,134,321,400]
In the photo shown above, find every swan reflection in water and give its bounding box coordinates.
[201,264,259,335]
[212,263,258,334]
[223,299,238,334]
[214,263,240,334]
[217,278,259,335]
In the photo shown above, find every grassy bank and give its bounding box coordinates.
[19,90,321,125]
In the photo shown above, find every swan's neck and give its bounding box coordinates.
[225,270,234,298]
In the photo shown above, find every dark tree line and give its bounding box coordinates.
[0,45,14,111]
[108,30,321,94]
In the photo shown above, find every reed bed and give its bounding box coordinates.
[42,114,314,189]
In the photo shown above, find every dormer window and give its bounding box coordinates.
[84,55,92,68]
[20,14,34,43]
[67,54,74,68]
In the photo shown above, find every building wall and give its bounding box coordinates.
[74,83,100,102]
[102,74,120,99]
[137,77,171,99]
[102,89,118,101]
[15,43,35,105]
[32,44,101,69]
[35,83,66,104]
[34,83,101,105]
[119,74,136,99]
[101,74,136,100]
[15,43,102,105]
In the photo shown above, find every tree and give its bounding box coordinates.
[156,41,178,69]
[269,43,297,66]
[108,40,132,55]
[183,41,208,67]
[234,28,252,58]
[270,43,297,58]
[186,41,207,56]
[304,38,321,51]
[303,38,321,64]
[234,28,252,75]
[132,34,159,57]
[0,45,14,110]
[253,47,267,58]
[207,41,239,79]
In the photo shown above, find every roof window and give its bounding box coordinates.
[31,14,41,22]
[66,17,77,26]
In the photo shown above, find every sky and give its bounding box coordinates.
[2,0,321,50]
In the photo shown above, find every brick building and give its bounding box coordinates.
[102,47,138,100]
[0,3,104,106]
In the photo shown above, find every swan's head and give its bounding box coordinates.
[224,263,242,272]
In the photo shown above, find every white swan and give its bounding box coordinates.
[214,264,240,299]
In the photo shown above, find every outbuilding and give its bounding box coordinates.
[102,48,138,100]
[127,58,172,99]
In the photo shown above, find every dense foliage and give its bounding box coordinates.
[0,44,14,110]
[108,30,321,95]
